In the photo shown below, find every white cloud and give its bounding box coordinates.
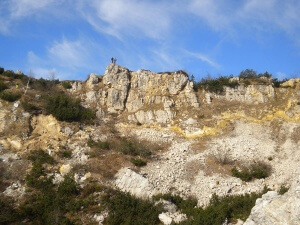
[26,37,102,80]
[184,50,220,69]
[188,0,300,43]
[77,0,172,39]
[48,38,89,69]
[8,0,58,18]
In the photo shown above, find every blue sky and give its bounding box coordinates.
[0,0,300,81]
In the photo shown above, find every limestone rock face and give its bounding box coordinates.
[281,78,300,88]
[244,172,300,225]
[221,85,275,103]
[80,64,200,124]
[86,73,99,89]
[115,168,156,198]
[103,64,130,112]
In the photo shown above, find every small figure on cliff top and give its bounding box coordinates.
[111,57,117,64]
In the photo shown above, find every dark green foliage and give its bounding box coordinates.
[102,189,162,225]
[239,69,258,79]
[278,185,289,195]
[272,78,288,88]
[0,80,8,92]
[45,93,95,122]
[0,67,4,74]
[117,138,152,158]
[244,79,251,86]
[62,81,72,89]
[58,149,72,159]
[231,162,271,182]
[27,150,55,165]
[2,70,25,80]
[259,71,272,78]
[195,76,238,93]
[155,189,268,225]
[0,195,20,224]
[130,158,147,167]
[21,99,39,112]
[87,139,110,150]
[0,91,21,102]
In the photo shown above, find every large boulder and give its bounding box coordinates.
[244,172,300,225]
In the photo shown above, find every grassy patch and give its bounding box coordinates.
[130,158,147,167]
[116,138,152,158]
[0,91,21,102]
[231,162,271,182]
[87,139,110,150]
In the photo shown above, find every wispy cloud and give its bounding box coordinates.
[76,0,173,40]
[184,50,220,69]
[27,37,102,80]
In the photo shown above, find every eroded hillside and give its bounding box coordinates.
[0,65,299,224]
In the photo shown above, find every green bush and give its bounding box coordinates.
[58,149,72,159]
[278,185,289,195]
[0,91,21,102]
[101,189,162,225]
[130,158,147,167]
[0,80,8,92]
[21,100,39,112]
[0,195,20,224]
[2,70,24,80]
[195,76,238,93]
[232,162,271,182]
[45,93,95,122]
[239,69,258,79]
[27,150,55,165]
[62,81,72,89]
[117,138,152,158]
[154,189,268,225]
[272,78,288,88]
[0,67,4,74]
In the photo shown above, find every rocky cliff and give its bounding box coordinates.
[0,65,300,224]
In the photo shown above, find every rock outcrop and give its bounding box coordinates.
[244,172,300,225]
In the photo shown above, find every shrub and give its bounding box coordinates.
[231,162,271,182]
[45,93,95,122]
[0,67,4,74]
[272,78,288,88]
[278,185,289,195]
[2,70,24,80]
[58,149,72,159]
[239,69,258,79]
[117,138,152,158]
[21,100,39,112]
[62,81,72,89]
[0,195,20,224]
[130,158,147,167]
[27,150,55,165]
[155,189,268,225]
[0,91,21,102]
[195,76,238,93]
[0,80,8,92]
[101,189,162,225]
